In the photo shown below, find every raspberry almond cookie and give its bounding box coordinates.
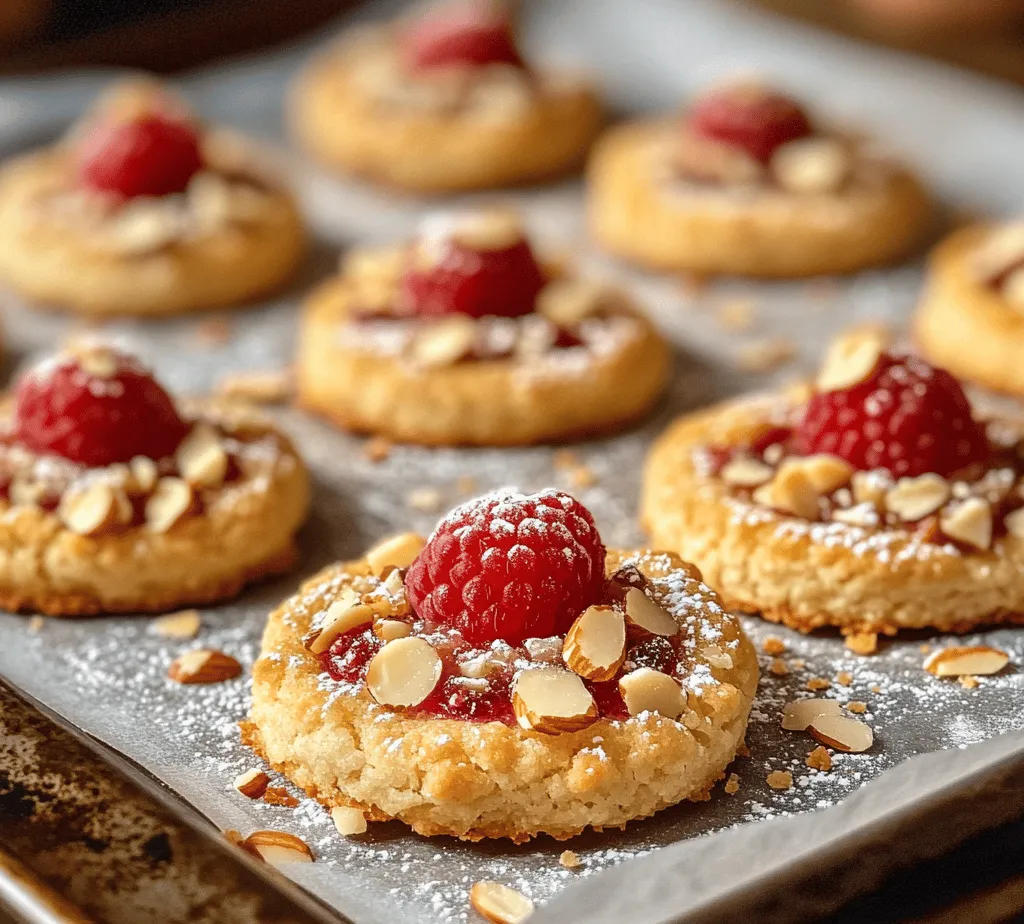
[297,208,670,445]
[642,328,1024,636]
[0,344,309,615]
[915,221,1024,396]
[244,489,757,841]
[0,79,305,316]
[588,81,931,277]
[289,0,602,192]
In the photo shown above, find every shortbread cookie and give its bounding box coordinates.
[0,80,305,316]
[244,489,757,842]
[915,222,1024,395]
[642,330,1024,636]
[0,344,309,615]
[588,82,931,277]
[297,209,670,445]
[289,1,602,192]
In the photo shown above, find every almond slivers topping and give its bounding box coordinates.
[512,666,597,734]
[234,768,270,799]
[562,605,626,682]
[923,645,1009,677]
[365,637,442,708]
[242,830,313,865]
[781,698,843,731]
[720,456,774,487]
[469,881,534,924]
[144,477,193,533]
[808,714,873,753]
[365,533,425,575]
[939,497,993,550]
[59,483,121,536]
[330,806,368,836]
[167,648,242,684]
[535,279,606,328]
[410,318,476,368]
[884,473,950,521]
[307,598,374,655]
[618,668,686,719]
[816,332,883,392]
[150,609,201,639]
[176,422,228,489]
[771,137,850,195]
[623,587,678,637]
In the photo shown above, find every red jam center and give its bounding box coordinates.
[400,2,524,73]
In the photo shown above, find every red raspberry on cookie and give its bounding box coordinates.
[406,488,606,645]
[400,1,523,72]
[14,346,188,467]
[76,112,203,199]
[688,84,812,164]
[795,352,988,478]
[401,212,546,319]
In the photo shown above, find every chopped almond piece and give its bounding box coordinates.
[365,533,425,575]
[176,423,228,489]
[410,318,476,368]
[809,714,873,753]
[144,477,194,533]
[562,605,626,682]
[331,806,367,836]
[752,461,820,520]
[845,632,878,656]
[721,456,773,487]
[806,746,832,772]
[781,698,843,731]
[512,667,598,734]
[469,881,534,924]
[772,137,849,195]
[307,599,374,656]
[618,668,686,719]
[150,610,201,640]
[373,618,413,642]
[59,483,119,536]
[923,645,1009,678]
[234,769,270,799]
[940,497,993,550]
[797,455,854,495]
[884,473,950,522]
[168,649,242,684]
[536,279,605,328]
[766,770,793,790]
[816,327,884,391]
[366,637,443,708]
[263,787,299,807]
[242,830,313,865]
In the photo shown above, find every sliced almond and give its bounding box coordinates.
[512,667,598,734]
[330,806,368,836]
[816,333,883,392]
[831,503,879,528]
[307,599,374,656]
[562,605,626,682]
[852,470,892,508]
[242,830,313,865]
[175,423,228,489]
[469,881,534,924]
[792,455,854,495]
[216,369,293,404]
[808,714,874,753]
[771,137,850,195]
[1004,507,1024,539]
[366,637,442,708]
[168,649,242,684]
[365,533,425,575]
[450,209,523,252]
[923,645,1009,677]
[150,609,201,640]
[884,473,950,522]
[59,483,119,536]
[623,587,678,637]
[752,461,820,520]
[720,456,774,488]
[373,618,413,642]
[618,668,686,719]
[73,345,119,379]
[939,497,993,550]
[535,279,606,328]
[410,318,477,368]
[703,646,734,670]
[234,768,270,799]
[781,698,844,731]
[144,477,194,533]
[128,455,159,493]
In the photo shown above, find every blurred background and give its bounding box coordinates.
[2,0,1024,83]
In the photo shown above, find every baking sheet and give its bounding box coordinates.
[0,1,1023,922]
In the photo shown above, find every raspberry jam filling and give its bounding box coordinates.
[309,490,705,729]
[700,349,1024,551]
[400,1,525,74]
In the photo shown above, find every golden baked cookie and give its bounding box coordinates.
[289,3,603,193]
[0,344,310,616]
[915,222,1024,395]
[244,489,757,842]
[0,80,305,317]
[296,209,670,445]
[642,332,1024,636]
[588,82,931,277]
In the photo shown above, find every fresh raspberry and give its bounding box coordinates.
[401,235,546,319]
[14,348,188,467]
[406,489,606,646]
[76,113,203,199]
[400,1,523,72]
[794,353,989,478]
[688,84,812,164]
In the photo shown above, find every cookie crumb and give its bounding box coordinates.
[845,632,879,656]
[846,701,867,714]
[27,615,44,633]
[806,677,830,692]
[569,464,597,490]
[263,786,299,808]
[735,337,796,373]
[553,449,580,471]
[716,299,755,332]
[769,658,789,676]
[559,850,581,869]
[364,437,392,464]
[919,644,932,654]
[678,271,709,299]
[806,746,832,772]
[790,657,806,669]
[194,317,233,348]
[407,487,442,512]
[959,675,980,689]
[766,770,793,790]
[835,671,853,686]
[724,772,741,794]
[869,684,882,694]
[762,636,786,655]
[456,475,478,495]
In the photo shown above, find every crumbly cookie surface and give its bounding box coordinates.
[244,548,757,842]
[0,400,310,615]
[289,27,602,192]
[588,120,931,277]
[641,394,1024,635]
